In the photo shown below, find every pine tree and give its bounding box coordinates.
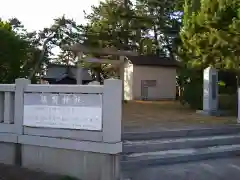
[180,0,240,70]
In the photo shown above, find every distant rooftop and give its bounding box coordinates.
[43,64,92,81]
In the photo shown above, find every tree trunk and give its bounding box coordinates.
[235,73,240,117]
[236,73,240,94]
[95,71,101,82]
[153,24,160,55]
[123,0,129,50]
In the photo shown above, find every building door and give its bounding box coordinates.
[141,80,157,100]
[141,80,148,100]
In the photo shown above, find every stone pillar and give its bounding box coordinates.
[76,67,83,85]
[76,53,83,84]
[203,67,218,113]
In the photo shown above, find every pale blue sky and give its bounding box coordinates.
[0,0,101,31]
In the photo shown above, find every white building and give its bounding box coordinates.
[42,55,178,101]
[124,55,178,101]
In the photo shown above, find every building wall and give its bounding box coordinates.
[132,65,176,100]
[124,62,134,100]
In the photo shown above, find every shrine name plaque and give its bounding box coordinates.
[23,93,102,131]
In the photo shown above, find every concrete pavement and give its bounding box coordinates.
[122,157,240,180]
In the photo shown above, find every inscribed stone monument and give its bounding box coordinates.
[197,67,221,116]
[203,67,218,113]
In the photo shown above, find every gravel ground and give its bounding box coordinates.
[123,101,236,130]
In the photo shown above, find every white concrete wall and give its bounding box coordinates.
[22,145,119,180]
[0,78,122,180]
[132,65,176,100]
[0,142,17,165]
[124,62,133,100]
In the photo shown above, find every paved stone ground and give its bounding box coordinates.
[122,157,240,180]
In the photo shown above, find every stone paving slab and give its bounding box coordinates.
[122,157,240,180]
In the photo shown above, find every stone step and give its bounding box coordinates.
[123,133,240,154]
[122,126,240,141]
[121,144,240,170]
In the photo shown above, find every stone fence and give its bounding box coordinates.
[0,78,122,180]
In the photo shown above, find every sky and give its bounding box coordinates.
[0,0,101,31]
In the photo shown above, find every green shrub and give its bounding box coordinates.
[178,68,203,109]
[219,94,237,115]
[182,79,203,109]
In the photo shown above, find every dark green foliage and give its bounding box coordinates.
[0,21,29,83]
[180,0,240,71]
[219,94,237,114]
[218,71,237,94]
[178,68,203,109]
[182,80,203,109]
[177,0,240,111]
[0,19,49,83]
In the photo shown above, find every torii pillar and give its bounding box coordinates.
[76,52,83,84]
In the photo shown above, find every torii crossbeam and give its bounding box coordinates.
[61,44,138,99]
[61,44,138,56]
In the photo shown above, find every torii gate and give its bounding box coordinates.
[61,44,138,99]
